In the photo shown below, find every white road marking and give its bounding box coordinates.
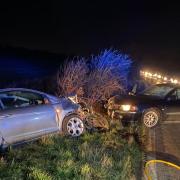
[166,112,180,115]
[163,121,180,124]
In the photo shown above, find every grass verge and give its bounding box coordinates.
[0,128,142,180]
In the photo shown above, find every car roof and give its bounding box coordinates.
[0,88,46,95]
[0,88,60,104]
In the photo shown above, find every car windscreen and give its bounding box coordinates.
[140,85,174,98]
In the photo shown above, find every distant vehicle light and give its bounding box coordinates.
[145,72,148,77]
[140,69,180,85]
[149,73,152,77]
[164,77,167,81]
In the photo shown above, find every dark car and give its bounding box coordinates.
[107,83,180,128]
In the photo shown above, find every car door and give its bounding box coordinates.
[164,88,180,121]
[0,90,59,144]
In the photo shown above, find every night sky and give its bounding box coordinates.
[0,1,180,75]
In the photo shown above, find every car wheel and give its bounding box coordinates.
[62,115,85,137]
[142,108,162,128]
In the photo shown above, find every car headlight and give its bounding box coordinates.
[120,104,137,112]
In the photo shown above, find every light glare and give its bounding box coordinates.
[121,105,131,111]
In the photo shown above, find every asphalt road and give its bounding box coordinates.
[145,121,180,179]
[147,122,180,163]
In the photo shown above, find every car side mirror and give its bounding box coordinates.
[129,84,138,96]
[128,91,135,96]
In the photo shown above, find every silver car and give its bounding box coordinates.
[0,88,85,149]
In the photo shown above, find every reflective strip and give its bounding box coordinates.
[144,160,180,180]
[166,112,180,115]
[163,121,180,124]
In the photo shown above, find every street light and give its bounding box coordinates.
[164,77,167,81]
[170,78,174,83]
[173,79,178,84]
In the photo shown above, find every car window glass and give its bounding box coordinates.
[167,91,177,101]
[176,89,180,100]
[0,100,3,110]
[0,91,45,110]
[141,85,174,98]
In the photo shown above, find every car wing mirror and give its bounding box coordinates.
[129,84,138,96]
[128,91,135,95]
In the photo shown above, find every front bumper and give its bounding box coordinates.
[112,110,139,122]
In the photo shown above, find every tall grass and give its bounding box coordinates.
[0,128,142,180]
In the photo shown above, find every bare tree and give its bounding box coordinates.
[85,49,132,106]
[57,49,132,106]
[85,67,122,106]
[57,58,88,96]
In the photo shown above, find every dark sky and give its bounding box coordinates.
[0,1,180,74]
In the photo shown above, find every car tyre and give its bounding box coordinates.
[142,108,162,128]
[62,114,85,137]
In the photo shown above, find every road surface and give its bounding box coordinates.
[145,121,180,179]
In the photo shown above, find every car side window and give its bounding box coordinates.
[0,99,3,110]
[167,89,180,101]
[0,91,46,110]
[176,89,180,100]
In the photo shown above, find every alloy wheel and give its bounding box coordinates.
[143,111,159,128]
[67,117,84,137]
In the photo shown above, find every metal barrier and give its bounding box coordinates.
[145,160,180,180]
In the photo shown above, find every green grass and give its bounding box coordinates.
[0,128,142,180]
